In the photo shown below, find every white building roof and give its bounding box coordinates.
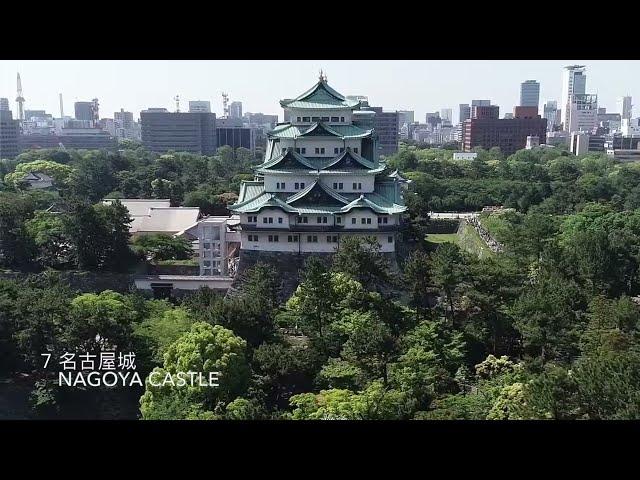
[136,207,201,234]
[104,199,171,217]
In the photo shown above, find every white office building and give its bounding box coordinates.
[561,65,587,130]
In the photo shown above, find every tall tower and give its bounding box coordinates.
[91,98,100,127]
[59,93,64,118]
[561,65,586,129]
[520,80,540,108]
[15,73,25,121]
[618,96,632,121]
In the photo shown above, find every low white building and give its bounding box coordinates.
[453,152,477,161]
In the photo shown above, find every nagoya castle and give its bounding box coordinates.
[229,72,407,255]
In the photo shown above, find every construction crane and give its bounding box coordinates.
[222,92,229,118]
[174,95,180,113]
[16,73,25,121]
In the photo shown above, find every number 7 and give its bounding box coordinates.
[41,353,51,368]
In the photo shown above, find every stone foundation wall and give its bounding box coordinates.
[0,271,137,294]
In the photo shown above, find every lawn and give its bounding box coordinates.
[426,233,459,244]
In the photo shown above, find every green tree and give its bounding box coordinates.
[429,242,467,324]
[131,234,193,262]
[140,322,250,419]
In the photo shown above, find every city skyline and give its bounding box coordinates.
[0,60,637,124]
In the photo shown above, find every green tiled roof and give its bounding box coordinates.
[267,122,373,140]
[280,79,360,110]
[257,148,382,174]
[230,180,406,215]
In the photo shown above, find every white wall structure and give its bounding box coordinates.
[453,152,478,160]
[230,74,406,255]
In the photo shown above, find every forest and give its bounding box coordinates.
[1,141,640,419]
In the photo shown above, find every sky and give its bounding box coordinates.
[0,60,638,124]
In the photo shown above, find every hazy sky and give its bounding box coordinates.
[0,60,637,124]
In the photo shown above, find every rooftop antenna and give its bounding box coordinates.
[16,73,25,121]
[174,94,180,113]
[222,92,229,118]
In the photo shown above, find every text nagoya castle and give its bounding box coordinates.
[229,73,407,254]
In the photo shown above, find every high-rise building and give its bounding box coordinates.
[566,94,598,134]
[229,74,406,255]
[520,80,540,108]
[425,112,441,130]
[397,110,414,130]
[217,126,256,152]
[0,110,20,158]
[543,101,558,130]
[472,100,491,107]
[0,98,9,111]
[561,65,587,129]
[114,109,139,140]
[229,101,243,119]
[463,105,547,155]
[618,96,633,120]
[440,108,453,124]
[140,109,217,155]
[74,101,94,122]
[459,104,471,124]
[189,101,211,113]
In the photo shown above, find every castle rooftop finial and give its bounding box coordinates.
[319,69,327,82]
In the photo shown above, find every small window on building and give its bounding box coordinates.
[203,261,211,267]
[288,235,298,242]
[293,235,298,241]
[383,217,388,224]
[295,182,299,189]
[326,236,332,243]
[338,182,343,189]
[295,148,300,153]
[336,216,342,224]
[351,218,356,224]
[268,235,273,242]
[333,182,338,189]
[340,147,344,153]
[353,182,358,190]
[361,218,366,225]
[301,182,305,188]
[315,148,320,154]
[331,116,339,122]
[321,117,329,122]
[297,117,301,122]
[302,216,308,224]
[263,218,268,224]
[301,148,306,154]
[274,235,279,242]
[340,117,344,122]
[334,147,339,154]
[281,182,285,189]
[358,183,362,189]
[320,147,325,154]
[354,148,359,153]
[366,218,372,224]
[268,217,273,224]
[388,236,393,243]
[312,117,320,122]
[278,217,283,224]
[302,117,310,122]
[332,236,338,243]
[204,242,211,250]
[323,217,327,223]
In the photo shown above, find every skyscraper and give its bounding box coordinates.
[618,96,633,120]
[561,65,587,129]
[520,80,540,108]
[459,104,471,124]
[471,100,491,107]
[543,101,558,130]
[230,101,243,119]
[0,98,9,111]
[74,101,94,122]
[440,108,453,124]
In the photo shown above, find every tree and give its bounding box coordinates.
[429,242,467,324]
[139,322,250,419]
[134,306,196,365]
[289,381,416,420]
[332,235,391,288]
[0,192,36,269]
[25,211,74,268]
[403,250,432,318]
[4,160,74,188]
[131,234,193,262]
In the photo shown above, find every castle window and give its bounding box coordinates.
[333,182,337,189]
[354,148,359,153]
[339,182,343,189]
[312,117,320,122]
[295,182,299,189]
[331,116,339,122]
[263,218,268,224]
[351,218,356,224]
[278,217,283,224]
[340,117,344,122]
[301,182,305,188]
[297,117,301,122]
[301,148,306,154]
[336,216,342,224]
[268,217,273,224]
[388,236,393,243]
[322,117,329,122]
[302,117,310,122]
[334,148,339,154]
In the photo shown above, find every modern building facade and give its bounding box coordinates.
[74,101,94,122]
[459,104,471,123]
[463,105,547,155]
[229,75,407,255]
[229,101,243,119]
[618,96,633,121]
[566,94,598,134]
[561,65,587,129]
[367,107,399,156]
[0,110,20,159]
[0,98,9,111]
[217,127,256,152]
[543,101,558,130]
[520,80,540,108]
[140,109,217,155]
[189,101,211,113]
